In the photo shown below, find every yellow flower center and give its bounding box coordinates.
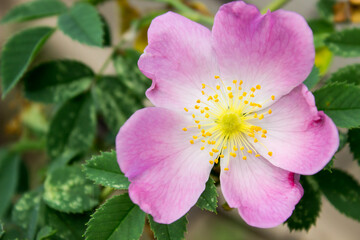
[183,76,276,171]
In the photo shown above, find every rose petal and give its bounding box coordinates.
[138,12,218,112]
[212,1,315,105]
[220,154,303,228]
[116,107,213,223]
[249,84,339,175]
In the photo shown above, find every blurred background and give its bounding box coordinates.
[1,0,360,239]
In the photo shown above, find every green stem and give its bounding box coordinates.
[100,187,115,201]
[260,0,291,14]
[9,138,46,153]
[152,0,214,25]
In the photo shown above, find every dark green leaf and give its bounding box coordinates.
[92,76,143,134]
[12,188,43,240]
[36,226,57,240]
[84,151,129,189]
[101,15,111,47]
[1,27,55,97]
[24,60,94,103]
[58,2,103,47]
[348,128,360,165]
[0,224,26,240]
[327,64,360,86]
[0,150,20,217]
[314,169,360,221]
[196,177,218,212]
[338,131,347,152]
[43,166,100,213]
[314,83,360,128]
[113,49,151,96]
[308,19,335,49]
[286,177,321,231]
[47,93,96,159]
[325,28,360,57]
[48,150,82,173]
[303,66,320,90]
[44,206,88,240]
[85,193,146,240]
[148,215,187,240]
[1,0,67,24]
[317,0,336,21]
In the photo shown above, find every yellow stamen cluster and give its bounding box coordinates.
[182,76,275,171]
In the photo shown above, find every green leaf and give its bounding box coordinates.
[314,83,360,128]
[44,206,89,240]
[85,193,146,240]
[337,131,347,152]
[101,15,111,47]
[286,177,321,231]
[47,93,96,159]
[58,2,103,47]
[314,169,360,222]
[44,166,100,213]
[348,128,360,165]
[1,0,67,24]
[92,76,143,134]
[48,150,82,173]
[113,49,150,96]
[1,27,55,97]
[323,158,334,172]
[303,66,320,90]
[0,220,4,238]
[0,150,20,217]
[148,215,187,240]
[327,64,360,86]
[317,0,336,21]
[24,60,94,103]
[12,188,43,240]
[84,151,130,189]
[196,177,218,212]
[36,226,57,240]
[308,19,335,49]
[325,28,360,57]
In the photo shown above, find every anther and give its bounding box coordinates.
[192,114,195,118]
[240,146,245,150]
[268,109,272,114]
[209,152,214,156]
[230,152,237,157]
[256,85,261,90]
[195,105,200,109]
[196,99,201,103]
[242,156,247,160]
[261,134,266,138]
[209,160,214,164]
[202,84,206,89]
[244,100,249,104]
[247,150,252,154]
[202,91,205,95]
[212,148,219,153]
[216,85,220,90]
[268,152,273,156]
[190,140,194,144]
[219,154,224,158]
[184,108,189,112]
[255,154,260,157]
[200,146,205,150]
[254,138,258,143]
[251,87,255,92]
[182,128,187,131]
[205,113,210,118]
[227,86,232,91]
[243,92,247,96]
[224,168,229,171]
[271,95,275,100]
[215,75,220,79]
[258,114,264,120]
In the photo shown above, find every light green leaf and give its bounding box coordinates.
[44,206,88,240]
[327,64,360,86]
[1,27,55,98]
[84,151,130,189]
[36,226,57,240]
[325,28,360,57]
[314,83,360,128]
[148,215,187,240]
[196,177,218,212]
[47,93,96,159]
[0,220,4,238]
[92,76,143,135]
[11,188,43,240]
[314,169,360,222]
[317,0,336,21]
[24,60,94,103]
[303,66,320,90]
[348,128,360,165]
[0,150,20,217]
[113,49,150,96]
[44,166,100,213]
[286,177,321,231]
[85,193,146,240]
[58,2,103,47]
[0,0,67,24]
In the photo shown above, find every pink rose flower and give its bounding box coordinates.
[116,1,339,228]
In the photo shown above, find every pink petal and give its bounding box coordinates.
[220,155,303,228]
[250,84,339,175]
[138,12,218,111]
[116,107,213,223]
[212,1,315,104]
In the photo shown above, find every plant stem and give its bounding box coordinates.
[260,0,291,14]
